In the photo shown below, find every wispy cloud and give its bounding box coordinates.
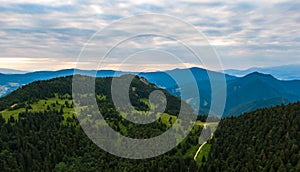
[0,0,299,71]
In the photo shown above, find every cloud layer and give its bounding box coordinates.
[0,0,299,71]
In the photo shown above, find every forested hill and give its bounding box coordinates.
[203,102,300,171]
[0,75,204,171]
[0,75,299,171]
[1,68,300,117]
[0,75,185,116]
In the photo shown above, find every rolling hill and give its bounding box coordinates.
[0,75,207,171]
[145,69,300,117]
[0,68,300,117]
[224,72,300,116]
[0,69,133,97]
[224,64,300,80]
[202,102,300,171]
[0,75,299,171]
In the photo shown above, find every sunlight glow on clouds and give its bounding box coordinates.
[0,0,299,71]
[0,57,77,71]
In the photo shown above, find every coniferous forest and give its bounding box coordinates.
[0,76,299,171]
[204,103,300,171]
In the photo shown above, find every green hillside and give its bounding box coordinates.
[0,75,207,171]
[0,75,299,171]
[202,102,300,171]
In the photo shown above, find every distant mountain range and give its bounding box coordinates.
[0,68,28,74]
[139,68,300,117]
[224,64,300,80]
[0,74,299,171]
[0,69,127,97]
[0,67,300,117]
[224,72,300,116]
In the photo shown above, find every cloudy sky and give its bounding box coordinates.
[0,0,299,71]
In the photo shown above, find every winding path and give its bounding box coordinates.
[193,141,208,160]
[193,133,214,161]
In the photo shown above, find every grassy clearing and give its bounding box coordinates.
[0,108,25,121]
[0,95,215,162]
[160,113,177,127]
[195,121,205,126]
[195,121,219,131]
[0,97,74,121]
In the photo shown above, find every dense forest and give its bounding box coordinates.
[0,109,204,171]
[204,102,300,171]
[0,75,203,171]
[0,76,299,171]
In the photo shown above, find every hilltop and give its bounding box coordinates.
[0,68,300,118]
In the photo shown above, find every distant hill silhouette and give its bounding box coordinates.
[0,68,299,117]
[224,64,300,80]
[224,72,300,116]
[0,68,28,74]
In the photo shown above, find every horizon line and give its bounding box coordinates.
[1,63,300,74]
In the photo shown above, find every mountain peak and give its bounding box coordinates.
[244,72,277,80]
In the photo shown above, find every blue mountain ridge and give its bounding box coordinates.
[224,64,300,80]
[0,68,299,117]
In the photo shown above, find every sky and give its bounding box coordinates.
[0,0,299,72]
